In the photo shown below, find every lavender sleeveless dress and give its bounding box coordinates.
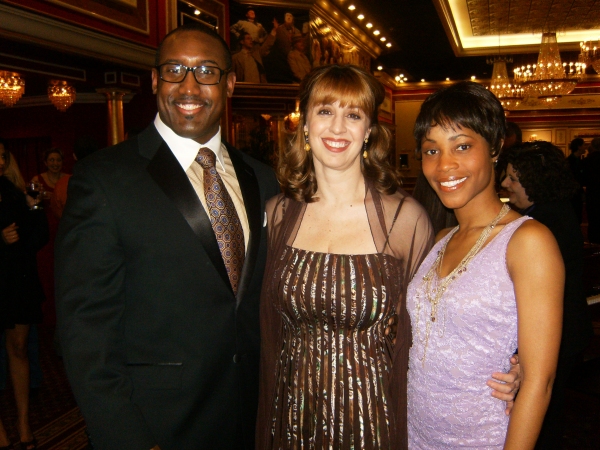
[407,216,530,449]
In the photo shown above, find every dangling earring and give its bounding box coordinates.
[363,137,368,159]
[304,129,311,152]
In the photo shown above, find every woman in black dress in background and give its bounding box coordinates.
[501,141,593,449]
[0,142,48,450]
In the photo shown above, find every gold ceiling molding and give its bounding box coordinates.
[434,0,600,56]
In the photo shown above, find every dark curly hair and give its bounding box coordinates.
[278,64,398,202]
[414,81,506,159]
[503,141,578,203]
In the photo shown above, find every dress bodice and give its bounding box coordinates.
[269,246,403,448]
[407,216,529,449]
[256,186,435,450]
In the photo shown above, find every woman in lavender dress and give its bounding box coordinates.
[407,82,564,449]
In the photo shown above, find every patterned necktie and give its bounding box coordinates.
[196,147,245,294]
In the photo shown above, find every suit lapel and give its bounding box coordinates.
[226,143,261,306]
[144,131,231,293]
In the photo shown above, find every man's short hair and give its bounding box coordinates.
[155,23,232,69]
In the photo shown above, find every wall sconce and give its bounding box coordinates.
[48,80,76,112]
[0,71,25,107]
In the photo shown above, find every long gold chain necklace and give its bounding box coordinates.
[416,203,510,363]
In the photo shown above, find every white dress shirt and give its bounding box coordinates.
[154,114,249,250]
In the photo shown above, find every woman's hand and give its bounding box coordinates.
[2,223,19,245]
[25,193,40,209]
[487,354,521,415]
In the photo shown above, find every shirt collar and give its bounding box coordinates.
[153,113,224,171]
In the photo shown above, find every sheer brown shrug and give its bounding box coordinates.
[256,182,434,449]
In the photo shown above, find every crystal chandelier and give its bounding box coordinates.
[487,56,523,109]
[579,40,600,74]
[0,71,25,107]
[48,80,76,112]
[514,32,585,103]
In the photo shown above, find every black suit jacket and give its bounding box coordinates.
[56,124,280,450]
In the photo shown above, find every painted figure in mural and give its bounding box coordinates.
[232,32,266,83]
[230,8,267,49]
[288,35,311,82]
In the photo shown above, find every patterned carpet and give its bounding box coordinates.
[1,318,599,449]
[0,326,87,450]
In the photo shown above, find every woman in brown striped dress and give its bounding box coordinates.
[255,65,434,449]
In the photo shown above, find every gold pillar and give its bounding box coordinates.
[96,88,131,146]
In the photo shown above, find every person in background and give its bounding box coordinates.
[501,141,593,449]
[51,136,101,220]
[0,142,48,450]
[0,153,43,393]
[408,82,563,449]
[288,35,311,82]
[583,137,600,244]
[567,137,586,224]
[31,148,68,329]
[503,121,523,150]
[56,23,279,450]
[31,148,67,205]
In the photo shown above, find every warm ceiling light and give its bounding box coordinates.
[357,14,364,20]
[48,80,76,112]
[348,5,356,10]
[421,79,425,82]
[373,30,380,36]
[446,77,450,81]
[471,75,476,80]
[488,56,524,110]
[515,32,585,101]
[386,43,392,48]
[395,75,400,81]
[194,9,200,15]
[377,65,383,70]
[380,37,386,42]
[366,23,373,28]
[0,71,25,107]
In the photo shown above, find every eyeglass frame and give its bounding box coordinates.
[155,63,231,86]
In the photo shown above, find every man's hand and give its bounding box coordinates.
[487,354,521,416]
[2,223,19,245]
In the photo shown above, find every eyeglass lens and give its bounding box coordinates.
[159,64,223,85]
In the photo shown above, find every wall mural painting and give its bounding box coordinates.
[229,4,370,84]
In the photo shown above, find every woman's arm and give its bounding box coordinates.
[504,220,564,450]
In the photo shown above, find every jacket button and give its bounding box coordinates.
[233,354,240,363]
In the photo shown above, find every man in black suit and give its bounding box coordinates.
[56,23,279,450]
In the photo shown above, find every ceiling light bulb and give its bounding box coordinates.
[380,37,386,42]
[348,5,356,10]
[373,30,380,35]
[377,66,383,71]
[357,14,364,20]
[194,9,200,15]
[386,43,392,48]
[471,75,476,80]
[366,23,373,28]
[446,77,450,81]
[395,76,400,81]
[421,79,425,82]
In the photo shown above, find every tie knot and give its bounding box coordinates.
[196,147,216,169]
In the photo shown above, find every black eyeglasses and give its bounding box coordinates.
[155,64,230,85]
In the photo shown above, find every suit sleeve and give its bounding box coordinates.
[55,162,156,450]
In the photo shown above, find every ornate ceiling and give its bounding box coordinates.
[435,0,600,56]
[468,0,600,36]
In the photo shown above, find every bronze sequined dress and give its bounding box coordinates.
[257,184,433,449]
